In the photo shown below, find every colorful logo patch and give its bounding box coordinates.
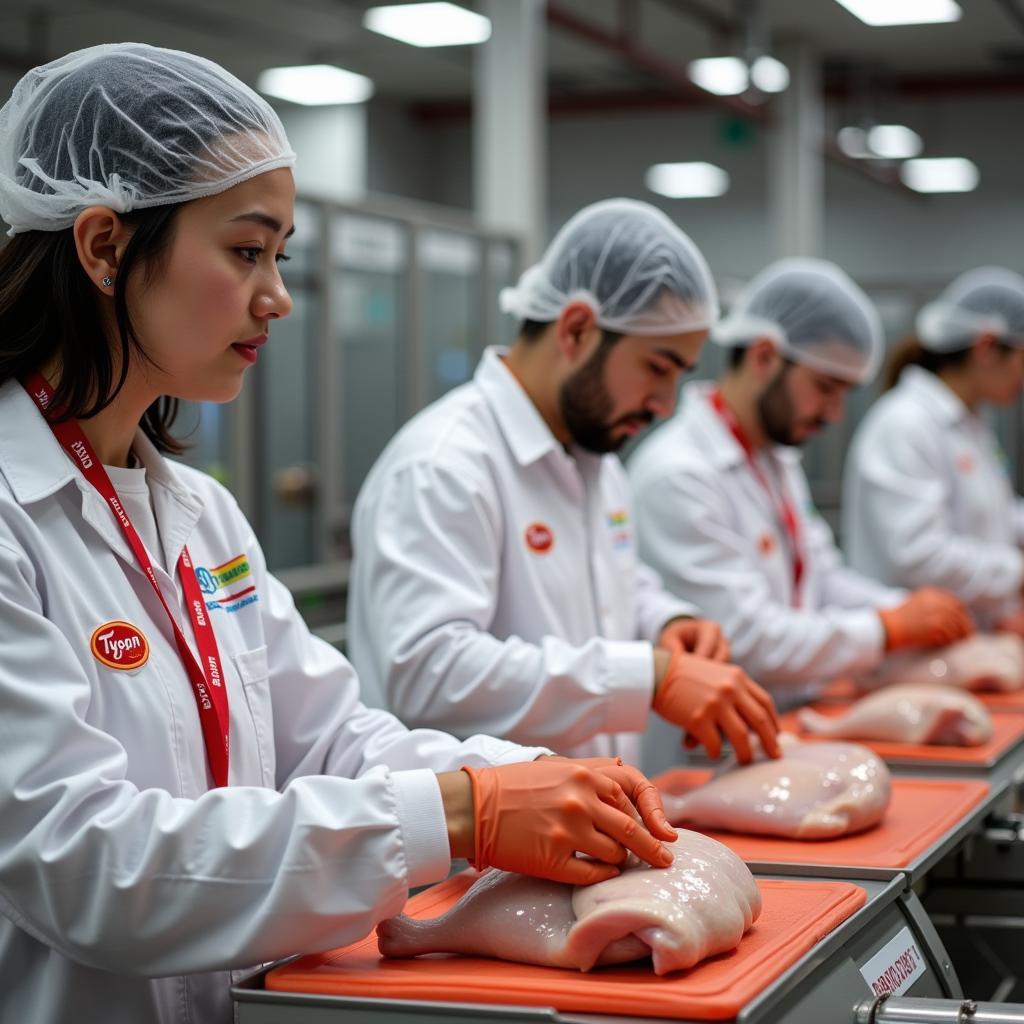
[607,509,631,550]
[525,522,555,554]
[91,620,150,671]
[197,553,259,613]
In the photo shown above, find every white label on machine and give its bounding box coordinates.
[859,928,927,997]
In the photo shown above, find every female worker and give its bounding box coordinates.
[843,268,1024,634]
[0,43,675,1024]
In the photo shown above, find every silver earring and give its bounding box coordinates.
[101,275,113,288]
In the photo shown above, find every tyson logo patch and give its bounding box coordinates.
[525,522,555,554]
[91,620,150,671]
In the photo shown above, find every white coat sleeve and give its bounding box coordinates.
[634,469,886,688]
[0,535,544,981]
[804,509,906,612]
[349,459,654,749]
[632,558,702,643]
[853,426,1024,612]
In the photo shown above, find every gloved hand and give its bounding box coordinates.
[461,759,675,885]
[878,588,975,651]
[659,617,731,662]
[996,609,1024,638]
[652,650,781,764]
[547,756,678,844]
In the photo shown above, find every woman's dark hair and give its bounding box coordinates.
[882,335,1014,392]
[0,203,186,454]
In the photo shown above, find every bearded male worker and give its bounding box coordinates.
[348,199,780,767]
[629,258,974,707]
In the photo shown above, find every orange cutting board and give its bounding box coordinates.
[655,770,989,868]
[816,678,1024,713]
[779,704,1024,763]
[266,875,866,1021]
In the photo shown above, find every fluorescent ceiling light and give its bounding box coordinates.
[645,162,730,199]
[832,0,961,26]
[900,157,979,193]
[258,64,374,105]
[749,55,789,93]
[837,126,871,158]
[364,2,491,47]
[688,57,749,96]
[866,124,923,159]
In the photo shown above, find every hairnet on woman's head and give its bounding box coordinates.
[499,198,719,336]
[0,42,295,235]
[917,267,1024,353]
[711,258,883,384]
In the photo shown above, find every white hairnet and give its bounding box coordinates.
[711,258,883,384]
[0,42,295,235]
[499,198,719,336]
[917,267,1024,352]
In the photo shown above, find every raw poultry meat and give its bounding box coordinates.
[860,634,1024,693]
[661,736,891,839]
[377,831,761,975]
[798,684,992,746]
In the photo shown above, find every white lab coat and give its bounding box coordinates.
[0,381,546,1024]
[843,365,1024,629]
[628,382,904,699]
[347,347,697,765]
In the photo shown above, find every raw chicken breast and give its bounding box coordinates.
[377,831,761,975]
[861,634,1024,693]
[798,685,992,746]
[662,736,890,839]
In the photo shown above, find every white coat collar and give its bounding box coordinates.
[0,379,204,572]
[680,380,803,472]
[897,365,969,426]
[474,347,562,467]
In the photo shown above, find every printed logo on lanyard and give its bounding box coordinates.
[90,620,150,670]
[22,374,231,788]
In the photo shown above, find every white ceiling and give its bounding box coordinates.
[0,0,1021,102]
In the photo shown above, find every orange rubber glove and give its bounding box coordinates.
[548,756,678,844]
[659,617,731,663]
[996,610,1024,638]
[461,759,675,885]
[652,650,781,764]
[878,588,975,651]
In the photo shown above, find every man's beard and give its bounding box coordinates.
[559,338,653,453]
[757,362,823,447]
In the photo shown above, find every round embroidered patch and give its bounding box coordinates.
[90,620,150,671]
[524,522,555,554]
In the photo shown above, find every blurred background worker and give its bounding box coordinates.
[844,268,1024,636]
[348,199,781,767]
[629,259,974,711]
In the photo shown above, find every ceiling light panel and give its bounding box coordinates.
[866,124,923,159]
[364,3,492,47]
[645,162,730,199]
[258,65,375,105]
[832,0,961,26]
[900,157,979,193]
[688,57,749,96]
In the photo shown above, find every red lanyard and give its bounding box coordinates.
[710,388,804,604]
[23,374,230,787]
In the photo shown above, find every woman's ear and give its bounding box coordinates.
[72,207,133,296]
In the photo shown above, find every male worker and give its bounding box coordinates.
[348,199,780,766]
[629,258,974,707]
